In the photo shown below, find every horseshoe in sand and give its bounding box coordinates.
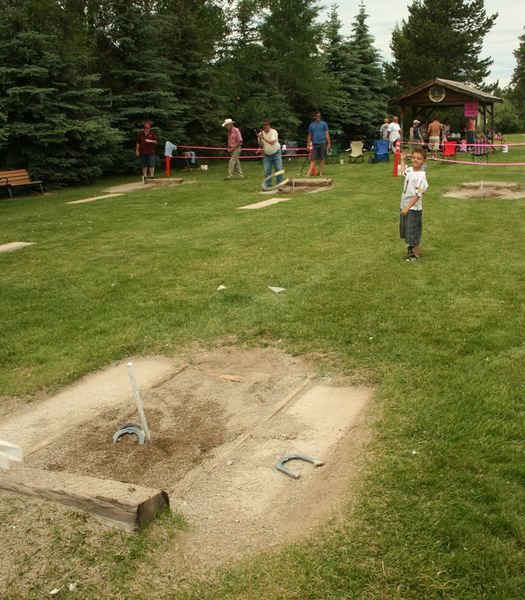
[275,453,325,479]
[112,423,146,445]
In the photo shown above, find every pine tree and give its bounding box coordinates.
[94,0,182,171]
[390,0,497,89]
[320,5,357,133]
[156,0,228,146]
[0,0,122,186]
[347,2,389,140]
[510,28,525,131]
[259,0,332,133]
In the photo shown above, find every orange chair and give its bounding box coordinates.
[440,141,457,160]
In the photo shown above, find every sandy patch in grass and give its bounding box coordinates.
[105,179,184,194]
[445,181,525,200]
[0,347,373,587]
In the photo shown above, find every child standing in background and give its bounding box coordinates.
[399,148,428,262]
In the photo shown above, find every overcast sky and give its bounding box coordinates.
[324,0,524,87]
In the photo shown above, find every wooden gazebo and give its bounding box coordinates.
[392,78,503,141]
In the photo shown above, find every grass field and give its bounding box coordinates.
[1,137,525,598]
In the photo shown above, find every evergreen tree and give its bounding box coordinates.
[156,0,228,146]
[347,2,389,140]
[510,28,525,131]
[258,0,332,136]
[94,0,182,171]
[320,5,357,134]
[390,0,497,89]
[0,0,122,186]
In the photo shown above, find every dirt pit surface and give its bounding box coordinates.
[0,347,373,578]
[445,181,525,200]
[105,179,183,194]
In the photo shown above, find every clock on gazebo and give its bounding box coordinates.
[428,85,446,102]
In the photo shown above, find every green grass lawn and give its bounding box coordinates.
[1,137,525,598]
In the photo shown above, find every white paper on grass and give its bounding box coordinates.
[0,440,22,470]
[217,284,227,291]
[269,286,286,293]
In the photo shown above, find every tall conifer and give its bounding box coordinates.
[390,0,497,88]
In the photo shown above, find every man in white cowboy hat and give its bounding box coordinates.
[222,117,244,180]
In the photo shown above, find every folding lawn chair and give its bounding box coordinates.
[182,150,201,170]
[471,136,489,162]
[282,140,298,162]
[325,142,340,164]
[369,139,389,163]
[347,141,364,163]
[440,141,457,161]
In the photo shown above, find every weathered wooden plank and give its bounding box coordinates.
[0,466,169,531]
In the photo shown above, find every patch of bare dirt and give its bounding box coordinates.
[445,181,525,200]
[0,347,374,591]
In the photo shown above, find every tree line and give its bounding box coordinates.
[0,0,523,187]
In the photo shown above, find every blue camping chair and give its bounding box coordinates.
[370,139,389,162]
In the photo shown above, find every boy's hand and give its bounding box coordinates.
[400,150,407,159]
[400,207,409,216]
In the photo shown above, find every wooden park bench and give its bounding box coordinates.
[0,169,44,198]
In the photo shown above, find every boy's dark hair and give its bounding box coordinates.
[411,148,426,160]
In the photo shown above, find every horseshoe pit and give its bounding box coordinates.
[445,181,525,200]
[0,347,372,573]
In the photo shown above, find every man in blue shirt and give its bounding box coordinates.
[306,111,331,176]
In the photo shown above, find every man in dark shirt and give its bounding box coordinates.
[135,122,158,180]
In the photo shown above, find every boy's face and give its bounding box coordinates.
[411,152,425,169]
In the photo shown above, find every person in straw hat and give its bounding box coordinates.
[222,118,244,180]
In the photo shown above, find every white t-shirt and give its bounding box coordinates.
[388,122,401,142]
[400,167,428,211]
[260,128,280,156]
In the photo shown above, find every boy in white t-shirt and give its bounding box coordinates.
[399,148,428,262]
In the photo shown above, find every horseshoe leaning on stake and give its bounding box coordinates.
[112,423,145,445]
[275,453,325,479]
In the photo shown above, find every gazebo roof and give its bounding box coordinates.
[392,78,503,107]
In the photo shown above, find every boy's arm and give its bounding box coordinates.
[400,150,407,173]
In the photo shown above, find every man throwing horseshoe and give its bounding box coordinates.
[257,120,283,190]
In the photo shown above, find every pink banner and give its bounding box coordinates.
[464,101,478,117]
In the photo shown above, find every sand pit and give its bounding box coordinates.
[281,177,333,194]
[105,179,183,194]
[445,181,525,200]
[0,241,34,253]
[0,347,372,574]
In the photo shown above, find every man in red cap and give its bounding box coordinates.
[135,122,158,181]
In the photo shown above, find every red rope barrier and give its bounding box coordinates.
[170,153,308,160]
[430,157,525,166]
[177,144,309,152]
